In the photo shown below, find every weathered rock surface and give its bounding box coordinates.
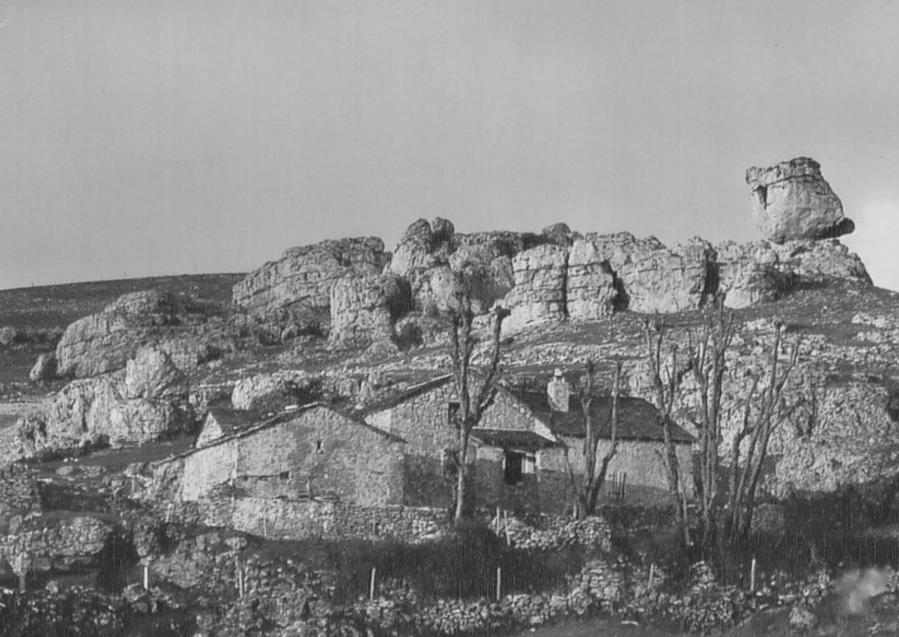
[747,157,854,243]
[715,241,784,308]
[328,273,411,348]
[123,346,186,400]
[232,237,389,332]
[768,239,871,285]
[55,290,178,378]
[29,353,58,382]
[566,238,619,320]
[14,349,193,459]
[505,244,568,331]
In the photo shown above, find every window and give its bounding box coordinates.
[522,454,536,475]
[448,401,460,427]
[315,440,324,454]
[279,471,290,480]
[504,451,523,485]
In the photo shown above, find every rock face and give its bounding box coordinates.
[505,245,569,330]
[566,239,618,321]
[232,237,389,332]
[715,241,784,308]
[328,273,411,348]
[55,290,178,378]
[747,157,854,243]
[29,353,58,382]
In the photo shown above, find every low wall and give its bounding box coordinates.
[173,497,450,543]
[0,465,41,530]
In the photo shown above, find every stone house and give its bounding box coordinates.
[362,374,694,514]
[170,403,406,506]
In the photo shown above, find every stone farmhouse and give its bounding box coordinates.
[155,373,693,520]
[362,373,694,514]
[166,403,406,506]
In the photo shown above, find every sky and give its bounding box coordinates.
[1,0,898,291]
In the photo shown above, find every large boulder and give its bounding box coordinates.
[504,244,568,331]
[123,346,186,400]
[14,351,193,459]
[328,273,412,348]
[388,218,454,277]
[232,237,389,332]
[746,157,854,243]
[55,290,178,378]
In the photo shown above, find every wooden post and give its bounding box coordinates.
[262,516,267,538]
[143,564,149,590]
[495,506,501,532]
[503,510,511,546]
[648,563,655,588]
[18,571,26,593]
[495,566,502,601]
[369,567,377,600]
[750,557,757,592]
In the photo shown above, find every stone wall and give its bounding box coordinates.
[184,497,448,543]
[0,465,41,529]
[177,406,405,506]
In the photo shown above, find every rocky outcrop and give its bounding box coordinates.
[14,348,194,459]
[328,273,411,348]
[29,353,58,382]
[566,238,618,320]
[715,241,784,308]
[389,218,455,277]
[768,239,871,285]
[504,245,569,331]
[232,237,389,332]
[55,290,178,378]
[747,157,854,243]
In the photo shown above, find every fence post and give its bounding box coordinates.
[370,567,377,600]
[750,557,757,592]
[143,564,149,590]
[496,566,502,601]
[648,563,655,588]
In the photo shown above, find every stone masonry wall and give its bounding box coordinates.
[0,465,41,528]
[178,406,405,506]
[183,497,448,543]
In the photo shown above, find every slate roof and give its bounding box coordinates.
[510,391,694,444]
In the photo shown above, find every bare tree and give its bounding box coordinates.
[448,293,509,522]
[644,296,800,553]
[560,361,622,519]
[644,317,692,546]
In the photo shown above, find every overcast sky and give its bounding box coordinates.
[2,0,898,291]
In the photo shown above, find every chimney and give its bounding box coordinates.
[547,368,571,413]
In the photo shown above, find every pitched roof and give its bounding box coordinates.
[472,429,558,451]
[157,403,404,465]
[510,391,694,444]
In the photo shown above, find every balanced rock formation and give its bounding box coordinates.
[328,273,412,348]
[747,157,854,243]
[232,237,389,333]
[55,290,178,378]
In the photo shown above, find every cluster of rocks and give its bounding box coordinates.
[500,513,612,552]
[0,465,41,532]
[225,157,868,346]
[14,345,195,460]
